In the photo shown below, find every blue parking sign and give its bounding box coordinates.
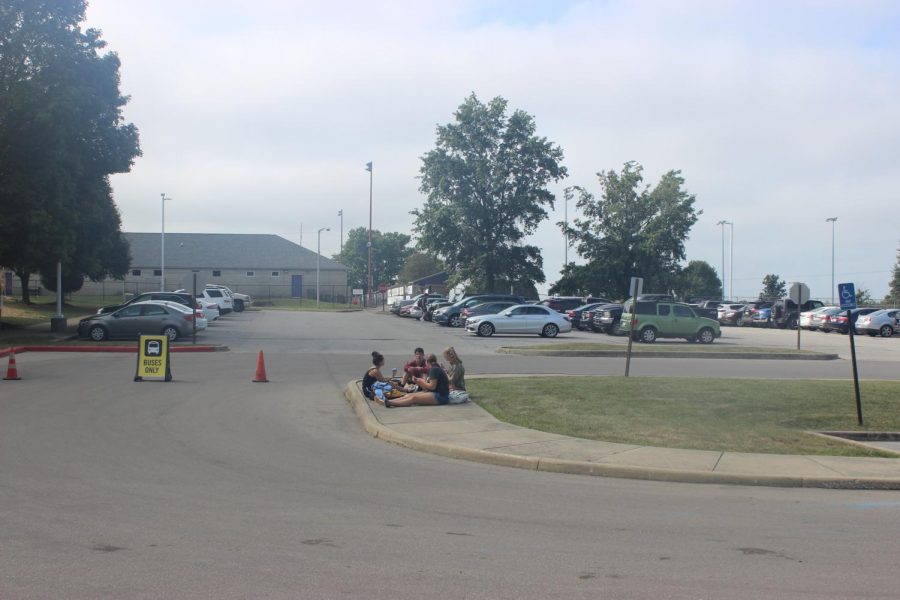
[838,282,856,310]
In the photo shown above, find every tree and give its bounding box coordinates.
[0,0,140,303]
[397,252,444,284]
[413,93,567,292]
[886,243,900,305]
[334,227,411,290]
[856,287,874,306]
[759,274,786,299]
[674,260,722,301]
[556,162,700,299]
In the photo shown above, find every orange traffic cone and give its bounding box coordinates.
[252,350,269,383]
[4,350,22,380]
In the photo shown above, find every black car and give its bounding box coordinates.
[538,296,612,313]
[591,303,624,334]
[423,300,452,322]
[566,303,606,330]
[820,307,880,334]
[771,298,825,329]
[97,292,197,315]
[433,294,526,327]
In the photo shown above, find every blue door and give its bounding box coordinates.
[291,275,302,298]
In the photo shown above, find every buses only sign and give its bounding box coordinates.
[134,335,172,382]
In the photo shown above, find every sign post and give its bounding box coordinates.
[624,277,643,378]
[788,282,810,350]
[839,282,863,425]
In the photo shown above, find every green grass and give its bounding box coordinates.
[1,297,102,328]
[507,342,817,354]
[260,298,362,311]
[469,376,900,457]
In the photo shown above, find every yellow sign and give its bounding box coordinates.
[134,335,172,382]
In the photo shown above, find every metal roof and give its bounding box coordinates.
[125,232,347,271]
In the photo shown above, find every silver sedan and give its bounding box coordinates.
[464,304,573,338]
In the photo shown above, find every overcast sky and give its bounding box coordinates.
[85,0,900,300]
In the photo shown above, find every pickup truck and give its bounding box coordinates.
[621,300,721,343]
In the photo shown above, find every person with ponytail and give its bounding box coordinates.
[361,351,390,400]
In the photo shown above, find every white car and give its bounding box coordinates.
[176,288,233,314]
[465,304,572,338]
[799,306,833,330]
[206,284,252,312]
[196,298,220,321]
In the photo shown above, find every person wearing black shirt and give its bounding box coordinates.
[384,353,450,407]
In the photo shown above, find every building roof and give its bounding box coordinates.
[412,271,449,285]
[125,232,347,271]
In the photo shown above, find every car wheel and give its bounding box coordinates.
[449,314,462,328]
[697,327,715,344]
[89,325,108,342]
[233,299,244,312]
[880,325,894,338]
[542,323,559,338]
[162,326,179,342]
[477,322,494,337]
[639,327,657,343]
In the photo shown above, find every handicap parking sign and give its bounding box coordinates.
[838,282,856,310]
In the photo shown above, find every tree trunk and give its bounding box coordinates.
[18,271,31,304]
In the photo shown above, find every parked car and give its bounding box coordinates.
[620,300,721,343]
[152,300,208,331]
[744,300,775,326]
[770,298,825,329]
[636,294,676,302]
[390,299,415,315]
[809,307,843,331]
[717,303,747,326]
[423,300,452,322]
[855,309,900,337]
[752,306,773,326]
[461,301,518,327]
[434,294,526,327]
[820,307,880,334]
[538,296,612,313]
[206,284,252,312]
[78,301,197,342]
[176,288,233,314]
[592,303,624,334]
[407,305,424,319]
[464,304,572,338]
[800,306,833,330]
[197,298,220,321]
[97,291,197,315]
[566,303,607,330]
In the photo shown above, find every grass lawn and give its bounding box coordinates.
[1,296,102,328]
[506,342,817,354]
[469,376,900,457]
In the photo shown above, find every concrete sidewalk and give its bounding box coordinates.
[344,380,900,490]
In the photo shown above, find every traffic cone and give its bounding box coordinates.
[4,350,22,380]
[252,350,269,383]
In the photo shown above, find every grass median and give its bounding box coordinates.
[469,376,900,457]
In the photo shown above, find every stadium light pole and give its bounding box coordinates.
[338,209,343,254]
[716,220,729,300]
[727,221,734,300]
[826,217,837,304]
[160,193,171,292]
[317,227,330,307]
[366,162,373,307]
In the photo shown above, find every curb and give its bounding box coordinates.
[497,347,840,360]
[0,345,226,358]
[343,380,900,490]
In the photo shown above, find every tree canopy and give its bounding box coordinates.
[555,162,700,299]
[334,227,411,289]
[759,274,786,299]
[397,252,444,284]
[886,243,900,305]
[674,260,722,301]
[413,93,567,293]
[0,0,140,302]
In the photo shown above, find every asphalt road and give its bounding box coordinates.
[2,309,899,599]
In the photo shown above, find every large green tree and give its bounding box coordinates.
[759,274,786,299]
[674,260,722,301]
[413,93,567,292]
[397,252,444,284]
[886,243,900,305]
[334,227,411,290]
[0,0,140,302]
[556,162,700,299]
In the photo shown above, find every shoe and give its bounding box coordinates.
[384,398,394,408]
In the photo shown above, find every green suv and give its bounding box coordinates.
[621,300,721,343]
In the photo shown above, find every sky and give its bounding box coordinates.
[84,0,900,300]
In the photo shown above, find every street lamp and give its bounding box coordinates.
[365,162,373,307]
[161,193,171,292]
[727,221,734,300]
[317,227,330,306]
[563,186,572,266]
[716,220,731,300]
[337,209,344,255]
[826,217,837,304]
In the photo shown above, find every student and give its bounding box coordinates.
[362,351,390,400]
[443,346,465,391]
[385,353,450,407]
[400,346,429,385]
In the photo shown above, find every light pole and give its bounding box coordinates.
[317,227,330,306]
[727,221,734,300]
[563,187,572,266]
[161,193,171,292]
[716,220,729,300]
[826,217,837,304]
[365,161,373,307]
[338,209,343,254]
